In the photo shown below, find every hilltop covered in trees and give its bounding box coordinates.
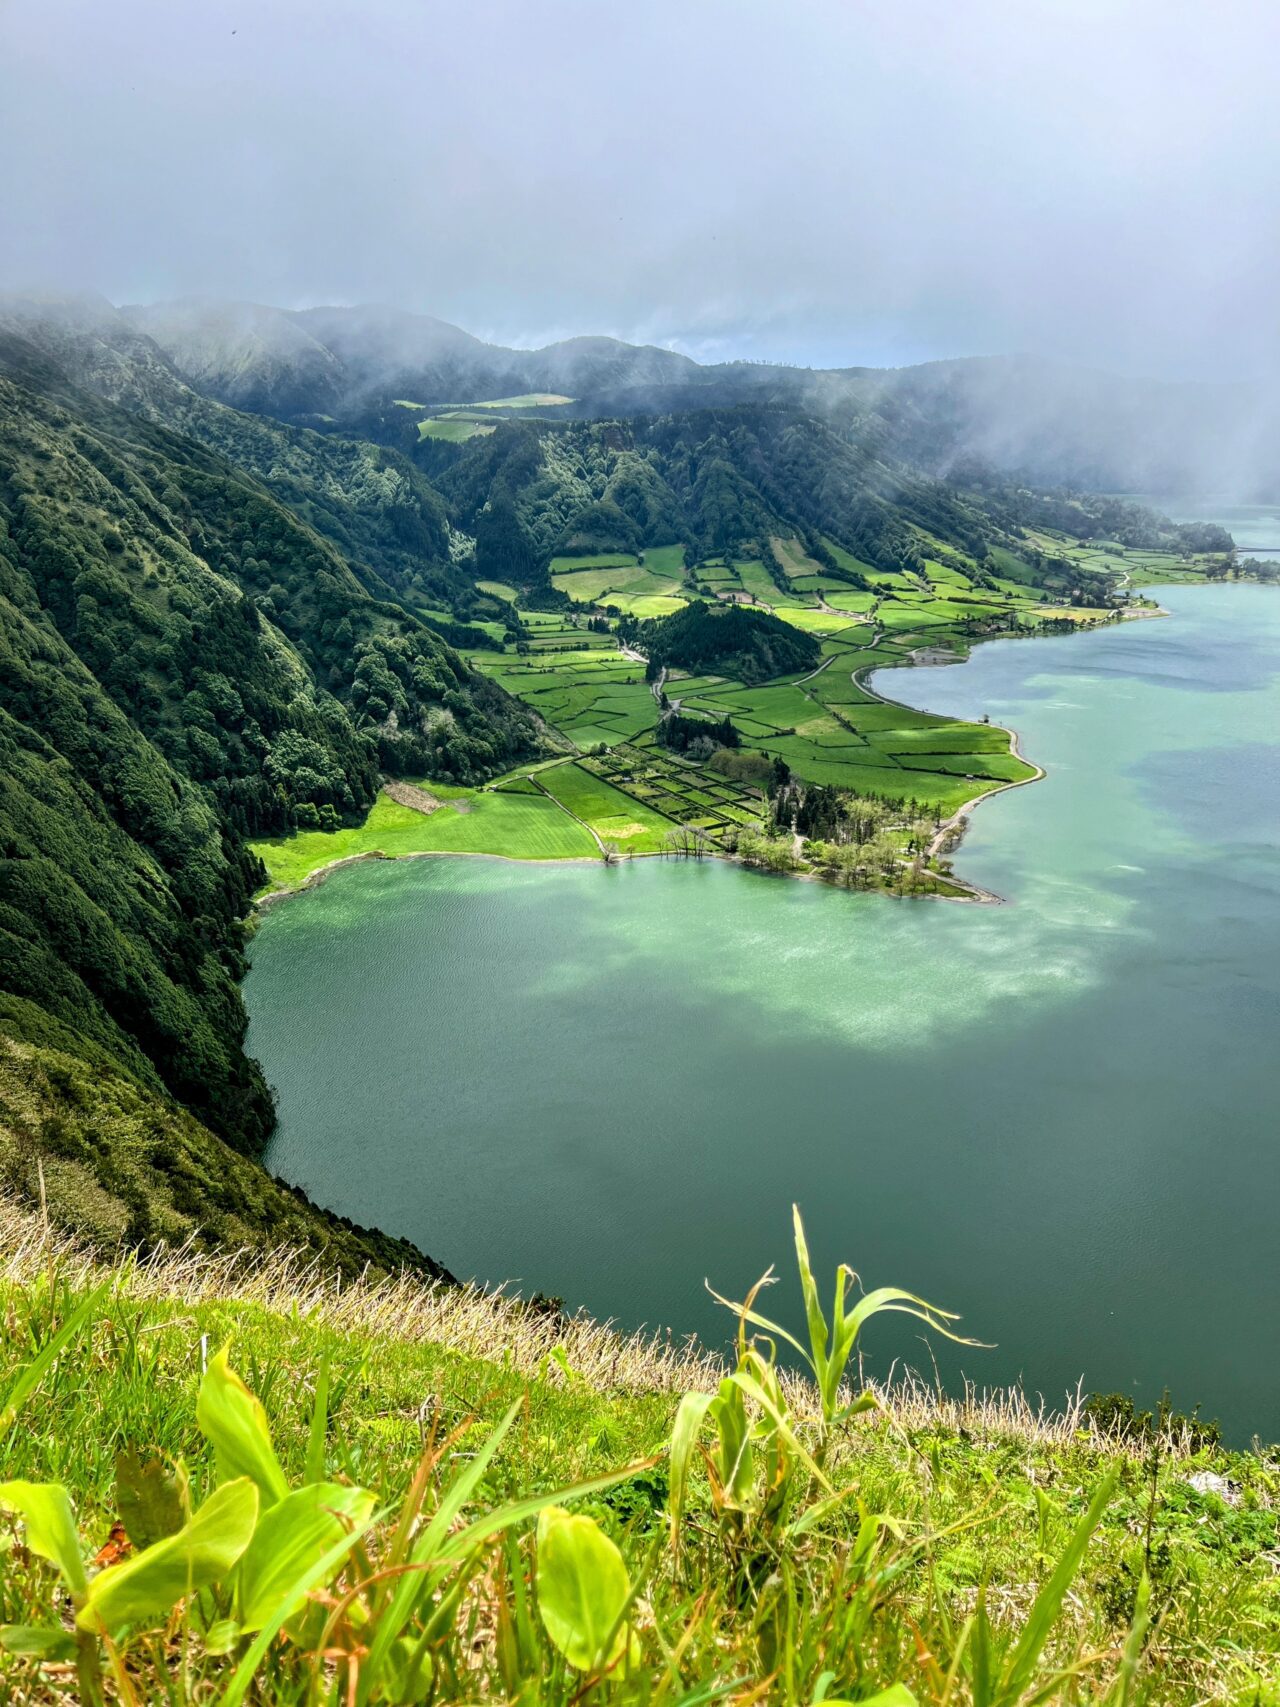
[623,599,821,683]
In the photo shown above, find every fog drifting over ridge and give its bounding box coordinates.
[3,0,1278,383]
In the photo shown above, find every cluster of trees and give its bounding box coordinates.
[1212,556,1280,582]
[658,710,740,754]
[620,600,819,684]
[733,826,802,872]
[769,773,937,843]
[806,835,914,890]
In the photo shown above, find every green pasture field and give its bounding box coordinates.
[771,604,863,635]
[667,642,1036,811]
[480,648,657,746]
[250,786,597,892]
[537,761,677,852]
[551,551,687,609]
[734,558,785,605]
[464,522,1110,830]
[640,542,686,575]
[466,392,575,408]
[417,417,495,442]
[551,567,648,603]
[549,551,638,574]
[771,534,824,579]
[606,593,688,619]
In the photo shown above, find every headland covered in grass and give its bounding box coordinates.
[250,783,598,896]
[0,1197,1274,1703]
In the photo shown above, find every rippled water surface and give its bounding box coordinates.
[246,586,1280,1438]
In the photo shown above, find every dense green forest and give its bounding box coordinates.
[429,408,1004,577]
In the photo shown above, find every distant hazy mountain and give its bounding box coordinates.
[102,297,1280,499]
[853,356,1280,501]
[122,298,703,424]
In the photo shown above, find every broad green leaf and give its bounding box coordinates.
[115,1450,185,1550]
[792,1204,831,1391]
[203,1618,240,1655]
[0,1623,77,1661]
[196,1347,288,1506]
[219,1505,381,1707]
[0,1480,87,1599]
[77,1477,259,1637]
[668,1390,715,1544]
[729,1368,832,1493]
[0,1281,110,1435]
[236,1481,376,1633]
[712,1379,757,1511]
[822,1689,916,1707]
[536,1506,634,1673]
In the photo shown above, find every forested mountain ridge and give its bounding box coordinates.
[121,297,701,426]
[3,299,1230,608]
[0,323,538,1270]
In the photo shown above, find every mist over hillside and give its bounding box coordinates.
[91,296,1280,501]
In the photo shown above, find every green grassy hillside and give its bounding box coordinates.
[0,1202,1272,1703]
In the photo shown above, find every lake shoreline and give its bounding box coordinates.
[253,845,606,909]
[252,603,1180,914]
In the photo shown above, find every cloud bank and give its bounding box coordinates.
[2,0,1277,378]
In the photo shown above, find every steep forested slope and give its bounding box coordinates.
[0,299,1233,1280]
[0,299,468,608]
[431,407,1004,579]
[0,327,537,1269]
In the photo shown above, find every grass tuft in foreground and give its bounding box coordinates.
[0,1204,1274,1702]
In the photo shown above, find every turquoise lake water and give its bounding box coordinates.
[245,585,1280,1439]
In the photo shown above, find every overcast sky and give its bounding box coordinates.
[3,0,1277,378]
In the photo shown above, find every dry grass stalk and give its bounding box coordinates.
[0,1195,1197,1458]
